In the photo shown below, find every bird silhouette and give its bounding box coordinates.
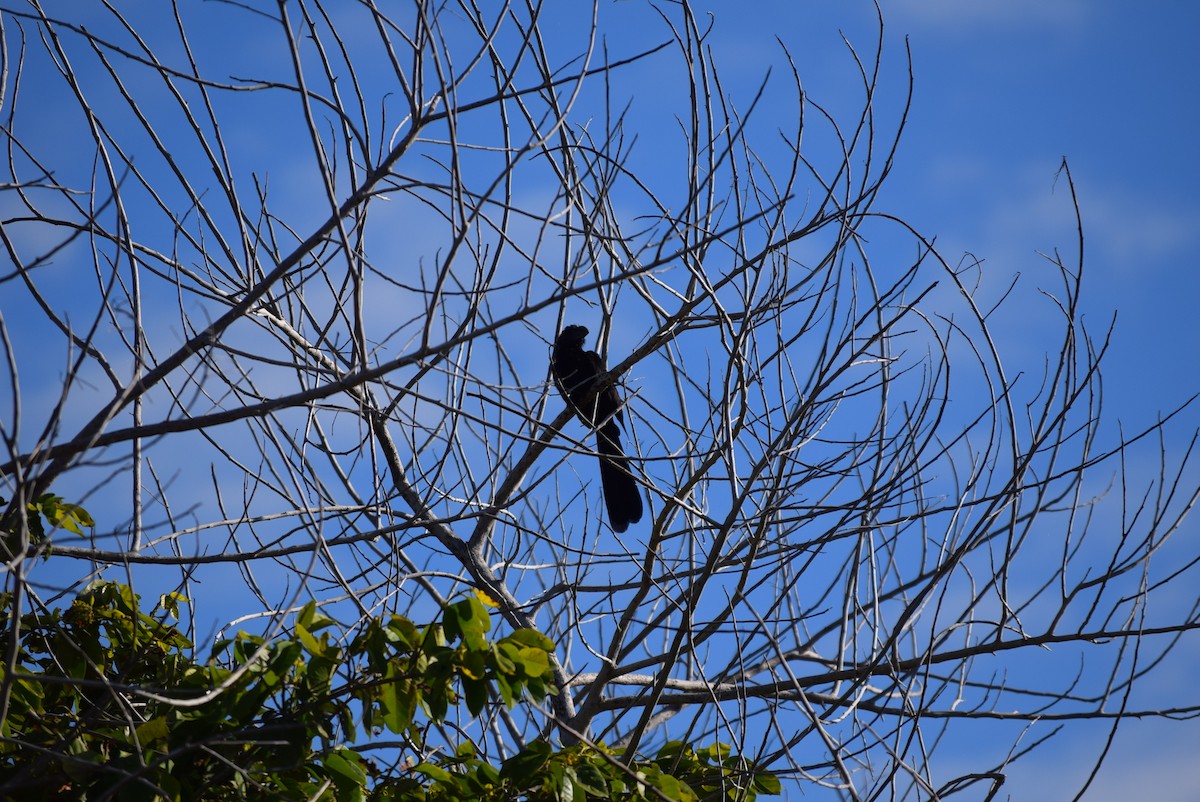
[551,325,643,533]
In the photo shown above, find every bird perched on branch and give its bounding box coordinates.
[551,325,643,533]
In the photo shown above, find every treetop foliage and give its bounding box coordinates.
[0,498,777,801]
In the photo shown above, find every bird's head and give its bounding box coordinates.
[556,325,589,349]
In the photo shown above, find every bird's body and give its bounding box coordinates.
[551,325,643,533]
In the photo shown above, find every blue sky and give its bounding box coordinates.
[810,4,1200,798]
[4,1,1197,799]
[887,2,1199,416]
[701,1,1199,417]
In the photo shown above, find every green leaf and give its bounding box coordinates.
[43,500,94,535]
[295,621,324,657]
[459,647,487,680]
[444,596,491,651]
[414,761,453,782]
[133,716,170,747]
[504,628,554,651]
[753,773,783,794]
[494,669,515,708]
[524,675,549,700]
[463,676,487,717]
[425,682,450,721]
[325,747,367,783]
[492,642,516,674]
[296,600,319,629]
[297,600,336,633]
[26,494,94,537]
[559,766,576,802]
[473,760,501,785]
[325,747,368,802]
[388,615,421,648]
[442,602,464,641]
[572,758,609,796]
[156,591,188,618]
[500,740,552,782]
[649,772,697,802]
[424,623,448,649]
[380,671,413,734]
[698,741,732,764]
[514,646,550,678]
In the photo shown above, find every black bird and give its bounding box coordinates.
[551,325,644,533]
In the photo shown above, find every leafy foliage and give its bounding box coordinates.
[0,503,777,801]
[0,493,94,553]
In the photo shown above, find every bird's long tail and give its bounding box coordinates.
[596,424,643,533]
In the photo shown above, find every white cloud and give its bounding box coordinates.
[919,155,1199,280]
[1075,191,1198,268]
